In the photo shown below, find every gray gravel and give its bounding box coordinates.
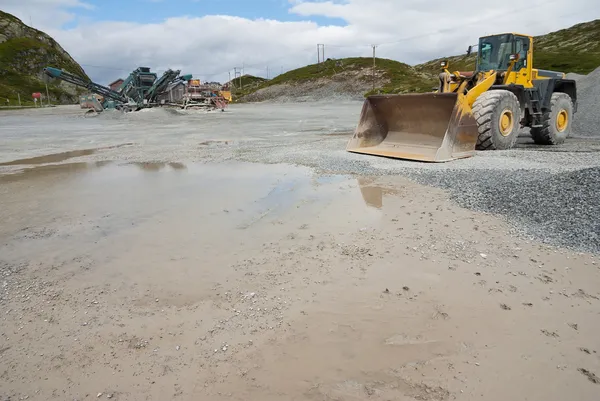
[572,66,600,138]
[2,100,600,254]
[401,167,600,253]
[237,132,600,253]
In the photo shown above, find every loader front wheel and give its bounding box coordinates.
[473,90,521,150]
[530,92,573,145]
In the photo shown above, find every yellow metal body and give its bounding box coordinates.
[556,109,568,132]
[346,32,561,162]
[504,34,533,87]
[219,90,232,102]
[346,67,498,162]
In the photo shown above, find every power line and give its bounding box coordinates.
[376,0,567,46]
[75,5,595,84]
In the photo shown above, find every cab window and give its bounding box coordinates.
[514,36,529,71]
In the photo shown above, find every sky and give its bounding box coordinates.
[2,0,599,85]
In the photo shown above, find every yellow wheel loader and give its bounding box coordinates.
[346,33,577,162]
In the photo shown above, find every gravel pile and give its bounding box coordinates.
[401,167,600,253]
[572,66,600,138]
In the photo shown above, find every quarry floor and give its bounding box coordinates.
[1,104,599,401]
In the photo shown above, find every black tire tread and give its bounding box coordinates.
[472,90,520,151]
[530,92,572,145]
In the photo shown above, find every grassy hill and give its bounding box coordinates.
[0,10,89,105]
[416,19,600,76]
[272,57,433,94]
[237,18,600,102]
[229,75,269,97]
[230,74,268,88]
[236,57,435,101]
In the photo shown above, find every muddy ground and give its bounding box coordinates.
[1,104,599,400]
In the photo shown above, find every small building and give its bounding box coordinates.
[109,79,124,91]
[156,81,186,104]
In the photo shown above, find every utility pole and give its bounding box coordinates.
[45,82,51,106]
[228,71,231,85]
[372,45,378,92]
[317,44,325,63]
[266,66,269,79]
[241,63,245,89]
[233,67,243,90]
[17,93,21,106]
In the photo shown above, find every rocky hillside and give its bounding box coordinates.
[416,19,600,76]
[238,57,435,102]
[0,10,88,105]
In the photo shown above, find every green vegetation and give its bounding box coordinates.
[235,19,599,101]
[415,54,476,76]
[231,74,267,88]
[416,19,600,76]
[0,11,89,105]
[534,19,600,74]
[235,58,435,100]
[230,75,269,98]
[0,10,21,24]
[274,57,434,94]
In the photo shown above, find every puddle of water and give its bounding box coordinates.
[0,161,403,272]
[0,161,366,236]
[357,177,400,209]
[0,143,134,167]
[0,161,113,184]
[127,162,189,172]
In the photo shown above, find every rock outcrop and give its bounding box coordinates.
[0,10,88,105]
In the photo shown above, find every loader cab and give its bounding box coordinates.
[476,33,533,87]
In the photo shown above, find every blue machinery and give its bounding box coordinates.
[44,66,192,112]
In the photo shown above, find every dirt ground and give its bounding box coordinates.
[1,105,599,400]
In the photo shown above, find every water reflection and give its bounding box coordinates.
[357,177,399,209]
[168,162,187,170]
[0,149,97,166]
[0,161,112,184]
[130,162,187,172]
[0,143,133,167]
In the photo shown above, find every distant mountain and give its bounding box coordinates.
[0,10,88,105]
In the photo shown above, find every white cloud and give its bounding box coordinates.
[2,0,598,84]
[2,0,92,30]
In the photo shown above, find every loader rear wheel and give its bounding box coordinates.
[530,92,573,145]
[473,90,521,150]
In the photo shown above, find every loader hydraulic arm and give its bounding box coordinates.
[465,71,497,107]
[43,67,130,104]
[502,54,520,85]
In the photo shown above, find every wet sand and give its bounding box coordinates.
[1,106,600,400]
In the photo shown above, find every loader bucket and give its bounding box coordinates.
[346,93,479,162]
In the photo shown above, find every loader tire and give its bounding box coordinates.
[473,90,521,150]
[530,92,573,145]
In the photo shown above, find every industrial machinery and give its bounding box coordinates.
[45,67,132,111]
[44,66,191,112]
[180,79,228,111]
[346,33,577,162]
[79,94,104,112]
